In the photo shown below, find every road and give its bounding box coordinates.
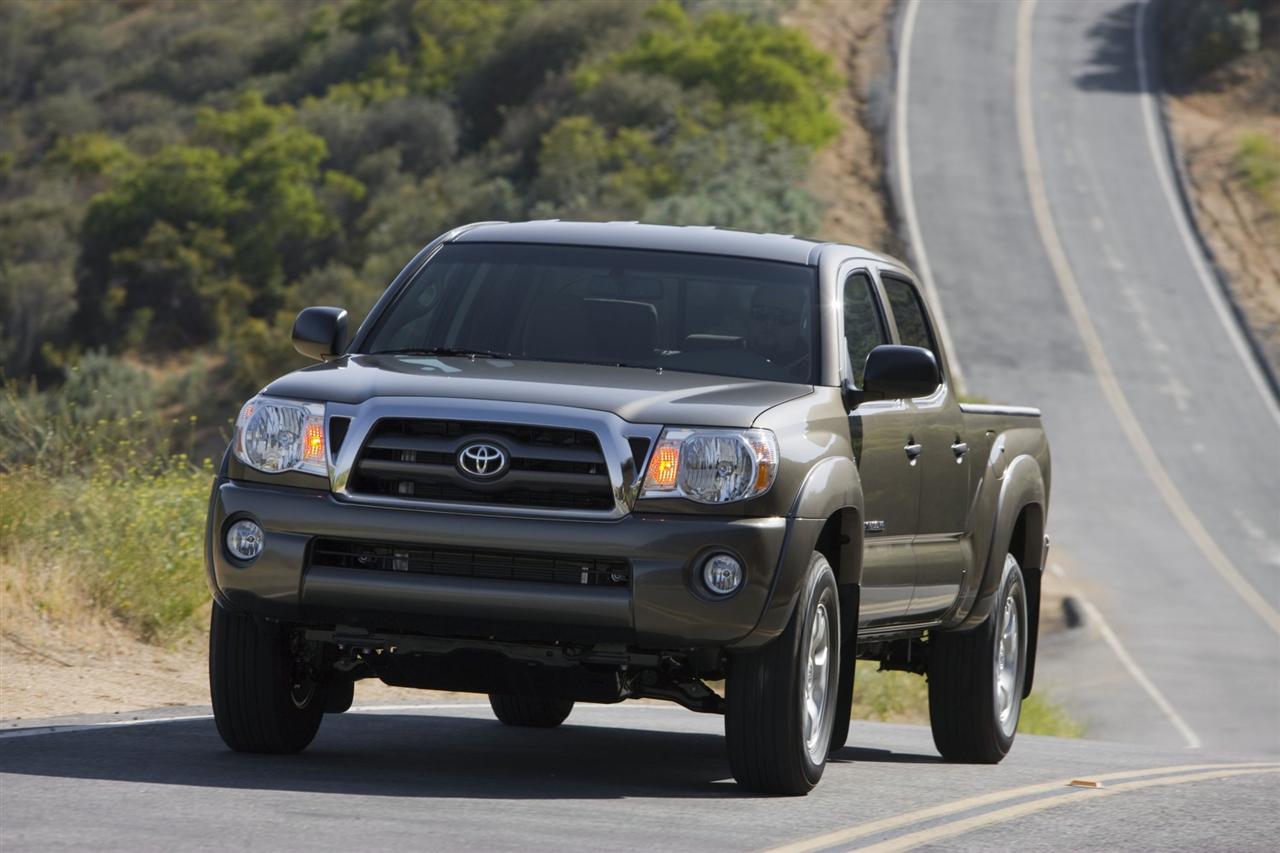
[895,0,1280,755]
[3,2,1278,851]
[1,702,1277,852]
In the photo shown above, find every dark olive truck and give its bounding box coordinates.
[206,221,1050,795]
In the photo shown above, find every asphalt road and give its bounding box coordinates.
[4,2,1278,851]
[1,702,1277,852]
[895,0,1280,756]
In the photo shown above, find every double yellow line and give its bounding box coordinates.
[767,762,1280,853]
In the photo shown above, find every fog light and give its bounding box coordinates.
[226,519,264,562]
[702,553,743,596]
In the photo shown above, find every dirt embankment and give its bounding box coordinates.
[785,0,898,253]
[1159,10,1280,377]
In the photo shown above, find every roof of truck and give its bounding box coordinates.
[450,220,894,267]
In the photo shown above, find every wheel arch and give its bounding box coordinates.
[950,454,1046,632]
[734,456,863,648]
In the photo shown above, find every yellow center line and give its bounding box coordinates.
[1013,0,1279,634]
[850,766,1280,853]
[763,762,1280,853]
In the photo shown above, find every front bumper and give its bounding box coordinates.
[205,478,797,649]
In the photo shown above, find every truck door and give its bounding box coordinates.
[880,273,971,620]
[842,269,919,626]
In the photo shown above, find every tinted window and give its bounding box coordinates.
[843,271,887,388]
[364,243,819,383]
[883,276,936,355]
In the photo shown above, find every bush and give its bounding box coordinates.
[1158,0,1266,83]
[0,455,213,642]
[606,0,841,149]
[1237,130,1280,215]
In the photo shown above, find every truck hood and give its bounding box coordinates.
[263,355,812,428]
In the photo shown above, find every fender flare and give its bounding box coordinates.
[951,453,1046,632]
[734,456,864,648]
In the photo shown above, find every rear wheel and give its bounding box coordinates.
[725,552,840,795]
[927,554,1027,763]
[488,694,574,728]
[209,601,326,753]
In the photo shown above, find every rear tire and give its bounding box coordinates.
[209,601,325,754]
[324,680,354,714]
[927,554,1027,763]
[488,694,574,728]
[726,552,840,795]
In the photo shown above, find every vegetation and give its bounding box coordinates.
[1,0,838,400]
[0,0,840,644]
[1236,131,1280,216]
[1156,0,1271,83]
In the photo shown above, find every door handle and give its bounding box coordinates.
[904,441,923,460]
[951,440,969,460]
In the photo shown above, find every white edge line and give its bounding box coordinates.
[1048,564,1201,749]
[1133,0,1280,430]
[896,0,966,395]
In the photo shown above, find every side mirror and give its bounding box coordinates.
[292,306,348,362]
[860,344,940,400]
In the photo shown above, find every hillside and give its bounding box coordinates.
[1158,0,1280,376]
[0,0,875,710]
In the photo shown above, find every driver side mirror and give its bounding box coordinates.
[845,344,940,407]
[292,306,348,361]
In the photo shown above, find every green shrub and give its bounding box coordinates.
[1237,131,1280,215]
[1158,0,1265,83]
[607,0,840,150]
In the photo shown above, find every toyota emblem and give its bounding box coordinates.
[457,442,508,479]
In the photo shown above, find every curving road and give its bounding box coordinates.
[895,0,1280,755]
[1,702,1277,852]
[3,2,1279,850]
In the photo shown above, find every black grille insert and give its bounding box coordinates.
[349,418,614,511]
[310,538,630,588]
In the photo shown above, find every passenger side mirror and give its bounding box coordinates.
[292,306,348,361]
[860,344,940,401]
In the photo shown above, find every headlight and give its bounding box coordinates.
[233,395,327,476]
[640,427,778,503]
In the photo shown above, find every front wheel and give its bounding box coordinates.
[209,601,326,753]
[725,552,840,795]
[927,553,1028,763]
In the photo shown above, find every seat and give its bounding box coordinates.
[682,333,746,352]
[585,299,658,362]
[522,293,593,360]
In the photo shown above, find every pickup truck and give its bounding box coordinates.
[205,221,1051,795]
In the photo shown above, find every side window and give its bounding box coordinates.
[883,276,937,357]
[843,272,887,388]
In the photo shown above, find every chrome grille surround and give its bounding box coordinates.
[327,397,660,520]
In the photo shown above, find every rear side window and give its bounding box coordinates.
[842,271,887,388]
[883,276,937,357]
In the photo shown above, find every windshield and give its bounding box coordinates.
[362,242,819,384]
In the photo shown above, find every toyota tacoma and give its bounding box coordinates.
[206,221,1051,794]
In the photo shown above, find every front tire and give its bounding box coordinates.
[209,601,325,753]
[726,552,840,795]
[927,554,1028,763]
[488,694,574,728]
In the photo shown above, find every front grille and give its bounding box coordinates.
[349,418,615,511]
[310,538,630,587]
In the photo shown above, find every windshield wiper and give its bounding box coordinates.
[369,347,512,359]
